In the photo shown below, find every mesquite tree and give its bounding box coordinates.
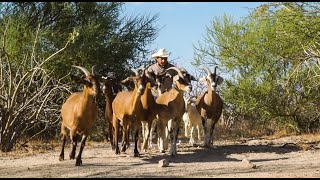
[0,16,77,152]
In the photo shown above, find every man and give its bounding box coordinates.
[147,48,176,94]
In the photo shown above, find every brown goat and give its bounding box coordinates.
[155,67,196,156]
[100,73,122,150]
[59,65,101,166]
[139,72,158,152]
[111,68,153,157]
[195,66,223,148]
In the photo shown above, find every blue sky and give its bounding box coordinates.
[123,2,264,74]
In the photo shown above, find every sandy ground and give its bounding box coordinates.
[1,135,320,178]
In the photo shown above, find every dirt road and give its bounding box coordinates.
[1,135,320,178]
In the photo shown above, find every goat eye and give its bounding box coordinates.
[88,81,93,87]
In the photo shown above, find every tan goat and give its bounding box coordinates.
[59,65,101,166]
[114,68,157,153]
[112,68,154,157]
[140,79,158,152]
[183,96,202,146]
[195,66,223,148]
[155,67,196,156]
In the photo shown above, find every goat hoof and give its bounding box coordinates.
[75,159,82,166]
[115,147,120,155]
[170,153,176,157]
[134,151,140,157]
[59,155,64,161]
[70,155,75,160]
[69,152,76,159]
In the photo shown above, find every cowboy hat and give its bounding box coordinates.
[151,48,171,59]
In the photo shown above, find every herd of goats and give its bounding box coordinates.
[59,65,224,166]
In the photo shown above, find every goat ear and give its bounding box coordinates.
[216,76,224,85]
[190,75,197,81]
[98,76,107,84]
[101,76,109,81]
[173,74,179,82]
[71,75,84,84]
[71,74,92,87]
[101,76,112,84]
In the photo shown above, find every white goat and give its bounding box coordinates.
[182,96,202,146]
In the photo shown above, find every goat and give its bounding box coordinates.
[146,73,174,149]
[100,73,122,150]
[147,69,188,148]
[139,72,158,152]
[195,66,223,148]
[155,67,196,156]
[119,69,156,153]
[182,96,202,146]
[59,65,101,166]
[111,68,154,157]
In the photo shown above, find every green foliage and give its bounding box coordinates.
[2,2,159,81]
[194,2,320,135]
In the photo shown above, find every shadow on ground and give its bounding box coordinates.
[137,140,302,164]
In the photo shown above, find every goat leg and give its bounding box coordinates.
[75,135,87,166]
[59,134,66,161]
[108,121,115,150]
[69,134,78,160]
[163,125,169,151]
[121,125,128,152]
[133,125,140,157]
[148,120,157,148]
[141,121,151,152]
[209,123,216,146]
[189,126,194,146]
[196,125,201,143]
[157,121,166,153]
[113,117,120,155]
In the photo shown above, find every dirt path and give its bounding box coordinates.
[1,135,320,178]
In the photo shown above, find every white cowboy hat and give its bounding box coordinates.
[151,48,171,59]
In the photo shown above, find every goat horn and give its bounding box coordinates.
[166,67,184,78]
[131,68,139,76]
[202,67,212,76]
[72,65,90,76]
[144,70,157,86]
[92,65,98,76]
[214,66,218,75]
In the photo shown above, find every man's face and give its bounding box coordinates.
[157,57,168,67]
